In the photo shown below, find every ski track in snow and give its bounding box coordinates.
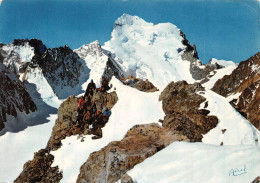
[51,77,165,182]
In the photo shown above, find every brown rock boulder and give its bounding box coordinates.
[159,81,205,114]
[15,149,62,183]
[134,79,158,92]
[159,81,218,141]
[76,123,189,183]
[91,91,118,111]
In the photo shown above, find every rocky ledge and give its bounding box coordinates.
[159,80,218,141]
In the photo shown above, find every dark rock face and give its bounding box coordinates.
[15,149,62,183]
[179,30,221,83]
[212,52,260,97]
[102,55,125,82]
[0,63,37,131]
[159,81,218,141]
[212,52,260,130]
[76,123,189,183]
[232,81,260,130]
[13,39,47,55]
[37,45,86,99]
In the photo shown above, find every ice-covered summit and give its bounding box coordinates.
[104,14,195,90]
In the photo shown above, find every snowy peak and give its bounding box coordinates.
[75,40,103,58]
[104,14,196,90]
[74,41,125,89]
[114,13,149,27]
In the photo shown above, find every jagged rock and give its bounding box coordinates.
[76,123,189,183]
[159,81,205,114]
[159,81,218,141]
[232,81,260,130]
[91,91,118,111]
[212,52,260,97]
[212,52,260,130]
[134,78,159,92]
[36,45,86,99]
[0,63,37,132]
[15,149,62,183]
[102,55,125,82]
[120,76,158,92]
[13,39,47,56]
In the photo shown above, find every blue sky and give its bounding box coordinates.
[0,0,259,63]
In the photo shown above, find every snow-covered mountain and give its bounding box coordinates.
[0,14,259,183]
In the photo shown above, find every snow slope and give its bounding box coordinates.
[0,115,57,183]
[51,77,165,182]
[103,14,195,90]
[201,90,260,146]
[127,142,260,183]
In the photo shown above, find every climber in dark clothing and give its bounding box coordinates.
[75,105,84,126]
[84,79,96,98]
[97,77,110,92]
[82,110,91,130]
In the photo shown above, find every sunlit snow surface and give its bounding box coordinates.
[127,142,260,183]
[51,77,165,182]
[0,115,57,183]
[103,14,195,90]
[201,90,259,146]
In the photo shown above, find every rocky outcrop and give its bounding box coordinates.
[76,123,189,183]
[47,91,118,151]
[180,30,227,83]
[36,45,86,99]
[134,78,159,92]
[102,55,125,82]
[91,91,118,111]
[120,76,158,92]
[231,81,260,130]
[46,96,79,151]
[13,39,47,56]
[159,81,218,141]
[15,149,62,183]
[212,52,260,97]
[212,52,260,130]
[0,63,37,132]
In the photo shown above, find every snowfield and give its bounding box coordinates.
[201,90,260,146]
[0,115,57,183]
[126,142,260,183]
